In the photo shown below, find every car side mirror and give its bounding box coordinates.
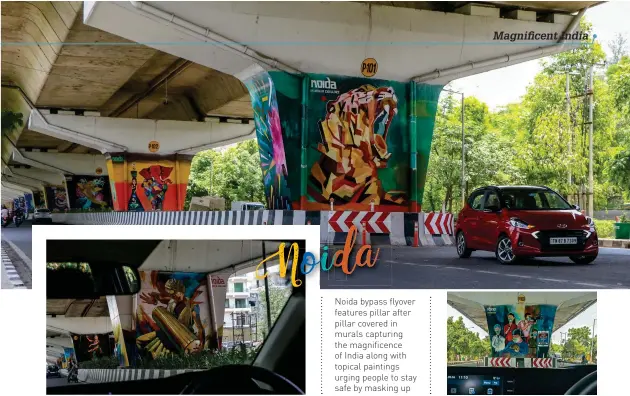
[572,204,581,211]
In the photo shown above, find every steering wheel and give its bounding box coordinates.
[565,370,597,395]
[180,364,304,395]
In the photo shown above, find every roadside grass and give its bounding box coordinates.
[594,219,614,239]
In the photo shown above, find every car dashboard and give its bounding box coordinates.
[447,365,597,395]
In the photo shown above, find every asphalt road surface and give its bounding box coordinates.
[320,245,630,289]
[47,376,81,387]
[1,218,32,259]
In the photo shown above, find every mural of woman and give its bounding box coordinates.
[504,313,517,342]
[128,169,144,212]
[86,335,102,357]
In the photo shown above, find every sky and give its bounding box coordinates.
[447,301,597,345]
[446,1,630,110]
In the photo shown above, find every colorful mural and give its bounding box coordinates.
[63,347,75,369]
[244,71,293,209]
[485,304,557,358]
[106,154,192,211]
[66,175,112,210]
[24,193,34,212]
[208,273,230,350]
[106,295,130,367]
[70,333,115,362]
[135,271,211,360]
[33,191,44,208]
[307,78,408,210]
[244,71,442,212]
[45,186,67,212]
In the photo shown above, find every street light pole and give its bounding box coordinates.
[587,64,594,217]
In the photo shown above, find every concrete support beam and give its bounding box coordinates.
[29,113,255,155]
[18,151,108,176]
[504,10,537,22]
[47,316,113,335]
[9,167,65,186]
[139,240,280,273]
[455,3,500,18]
[85,1,581,83]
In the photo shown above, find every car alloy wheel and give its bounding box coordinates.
[456,232,472,258]
[497,236,516,264]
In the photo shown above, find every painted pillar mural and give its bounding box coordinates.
[243,70,442,212]
[24,193,34,212]
[65,175,113,210]
[485,303,557,358]
[106,295,130,367]
[44,186,68,212]
[208,273,230,350]
[105,154,192,211]
[135,271,212,360]
[70,333,115,363]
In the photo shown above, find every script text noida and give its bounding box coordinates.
[255,225,379,287]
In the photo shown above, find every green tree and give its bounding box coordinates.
[1,110,23,136]
[447,316,488,361]
[254,286,291,340]
[185,140,266,209]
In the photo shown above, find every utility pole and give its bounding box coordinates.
[565,73,572,187]
[587,64,594,217]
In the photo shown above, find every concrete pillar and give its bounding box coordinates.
[242,67,442,211]
[105,153,193,211]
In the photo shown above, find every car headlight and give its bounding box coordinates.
[509,218,534,229]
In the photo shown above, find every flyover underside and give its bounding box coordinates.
[447,292,597,332]
[85,1,587,213]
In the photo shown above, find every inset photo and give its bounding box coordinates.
[44,234,312,395]
[447,291,596,395]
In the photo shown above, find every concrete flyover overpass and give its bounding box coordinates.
[2,2,603,243]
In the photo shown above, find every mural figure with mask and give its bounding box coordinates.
[491,324,506,353]
[500,329,529,357]
[309,85,406,207]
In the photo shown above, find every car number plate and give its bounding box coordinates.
[549,237,577,245]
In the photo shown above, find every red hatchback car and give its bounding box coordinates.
[455,186,598,264]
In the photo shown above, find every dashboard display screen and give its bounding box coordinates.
[447,375,503,395]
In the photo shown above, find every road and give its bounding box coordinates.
[47,376,81,387]
[1,219,32,259]
[320,245,630,289]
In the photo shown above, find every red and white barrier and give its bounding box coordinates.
[531,358,553,368]
[489,357,513,367]
[424,212,454,235]
[328,211,390,233]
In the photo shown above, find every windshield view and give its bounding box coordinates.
[46,239,304,394]
[502,189,573,211]
[447,292,597,395]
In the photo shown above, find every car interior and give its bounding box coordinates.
[447,365,597,395]
[46,240,306,395]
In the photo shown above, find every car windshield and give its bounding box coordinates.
[46,240,299,388]
[501,189,572,210]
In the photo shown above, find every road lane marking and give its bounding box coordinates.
[537,278,568,283]
[385,259,623,288]
[502,274,533,279]
[574,282,606,288]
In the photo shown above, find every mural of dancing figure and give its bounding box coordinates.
[139,165,173,211]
